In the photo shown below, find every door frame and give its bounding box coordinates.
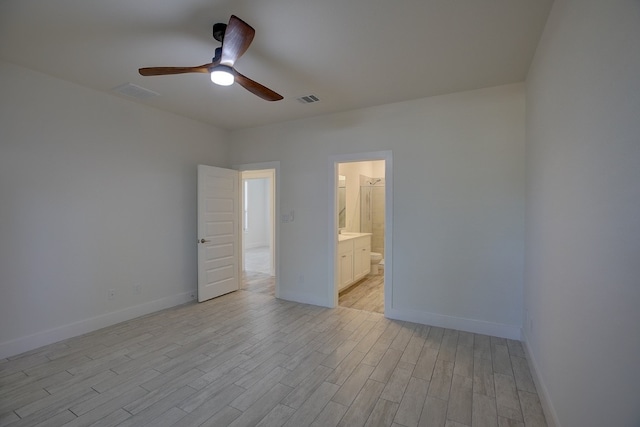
[328,151,393,311]
[234,161,280,298]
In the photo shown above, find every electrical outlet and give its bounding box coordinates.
[133,284,141,295]
[108,289,116,301]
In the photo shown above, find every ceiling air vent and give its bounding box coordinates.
[296,94,320,104]
[112,83,159,100]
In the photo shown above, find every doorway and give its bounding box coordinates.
[238,165,278,297]
[329,151,392,314]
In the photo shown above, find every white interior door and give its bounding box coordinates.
[197,165,240,302]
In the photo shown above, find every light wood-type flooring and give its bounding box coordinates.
[0,275,547,427]
[244,246,272,276]
[339,273,384,314]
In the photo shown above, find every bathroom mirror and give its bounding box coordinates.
[338,175,346,229]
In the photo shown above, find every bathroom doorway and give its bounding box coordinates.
[240,167,277,297]
[330,151,392,314]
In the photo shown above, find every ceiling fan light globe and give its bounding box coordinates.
[210,66,234,86]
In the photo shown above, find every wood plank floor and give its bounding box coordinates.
[339,273,384,314]
[0,276,547,427]
[244,247,271,276]
[242,271,275,297]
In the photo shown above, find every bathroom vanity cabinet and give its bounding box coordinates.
[338,233,371,292]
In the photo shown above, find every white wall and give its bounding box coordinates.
[244,178,269,248]
[229,84,526,337]
[524,1,640,426]
[0,61,229,358]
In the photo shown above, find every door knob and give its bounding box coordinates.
[200,238,210,243]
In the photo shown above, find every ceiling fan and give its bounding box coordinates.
[138,15,283,101]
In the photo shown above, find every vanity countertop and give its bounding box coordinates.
[338,232,372,242]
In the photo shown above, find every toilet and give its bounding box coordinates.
[370,252,383,274]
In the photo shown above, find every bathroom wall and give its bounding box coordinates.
[337,162,363,231]
[337,160,384,236]
[372,161,385,178]
[360,181,385,257]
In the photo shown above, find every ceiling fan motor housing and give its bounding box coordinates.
[213,23,227,42]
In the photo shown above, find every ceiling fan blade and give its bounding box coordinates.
[220,15,255,67]
[139,63,214,76]
[232,70,283,101]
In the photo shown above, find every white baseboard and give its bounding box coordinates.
[0,291,195,359]
[276,294,522,340]
[385,306,522,340]
[522,333,561,427]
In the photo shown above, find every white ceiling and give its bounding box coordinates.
[0,0,552,131]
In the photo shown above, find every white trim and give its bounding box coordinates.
[386,307,522,340]
[522,335,561,427]
[328,151,393,310]
[234,162,280,297]
[0,292,194,359]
